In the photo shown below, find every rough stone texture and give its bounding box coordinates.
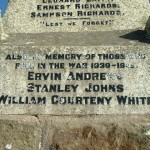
[39,115,150,150]
[0,115,150,150]
[0,31,149,115]
[0,115,41,150]
[0,1,150,150]
[0,30,149,46]
[3,0,150,33]
[0,15,9,41]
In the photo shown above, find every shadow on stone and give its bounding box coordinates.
[120,30,150,44]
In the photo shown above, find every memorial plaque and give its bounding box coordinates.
[1,1,150,149]
[3,0,150,33]
[0,45,150,115]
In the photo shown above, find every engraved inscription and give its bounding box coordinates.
[31,0,123,28]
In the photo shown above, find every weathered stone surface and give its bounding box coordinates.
[0,31,149,115]
[0,1,150,150]
[0,115,41,150]
[0,14,8,41]
[0,115,150,150]
[3,0,150,33]
[0,30,149,46]
[39,115,150,150]
[0,5,150,148]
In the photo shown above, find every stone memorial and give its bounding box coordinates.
[3,0,150,32]
[0,0,150,150]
